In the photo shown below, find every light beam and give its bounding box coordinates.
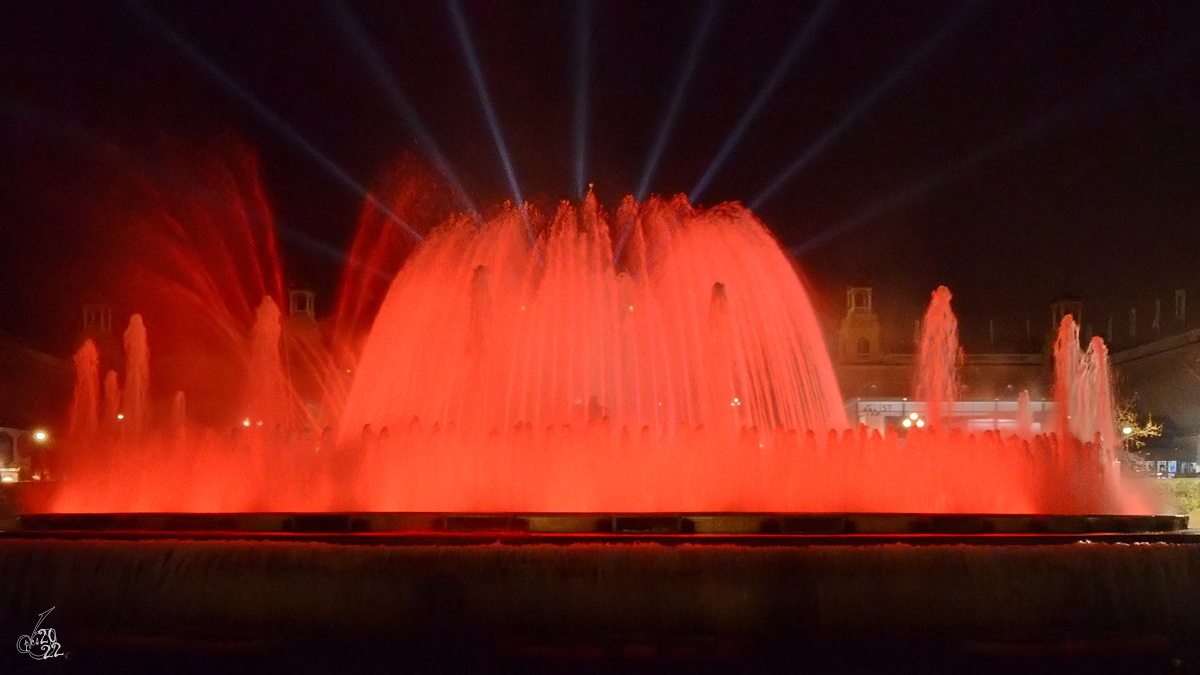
[446,0,536,246]
[123,1,424,242]
[689,0,838,202]
[574,0,592,199]
[788,35,1197,254]
[792,107,1066,255]
[282,228,395,283]
[752,0,984,211]
[328,0,479,217]
[633,0,719,203]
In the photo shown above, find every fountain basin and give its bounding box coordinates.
[1,533,1199,670]
[8,510,1188,538]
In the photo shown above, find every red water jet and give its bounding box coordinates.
[914,286,960,430]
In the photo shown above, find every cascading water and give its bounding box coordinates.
[343,195,845,440]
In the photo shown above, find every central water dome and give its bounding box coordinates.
[345,194,845,435]
[338,194,847,510]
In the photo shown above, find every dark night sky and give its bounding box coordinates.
[1,0,1198,355]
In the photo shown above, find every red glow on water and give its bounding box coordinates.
[42,171,1153,516]
[95,144,288,426]
[331,154,456,367]
[44,421,1141,514]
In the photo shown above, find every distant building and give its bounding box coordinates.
[1074,286,1200,473]
[285,286,335,424]
[79,301,120,366]
[1111,326,1200,474]
[837,287,883,360]
[288,288,316,322]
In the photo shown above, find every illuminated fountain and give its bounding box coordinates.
[23,143,1151,516]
